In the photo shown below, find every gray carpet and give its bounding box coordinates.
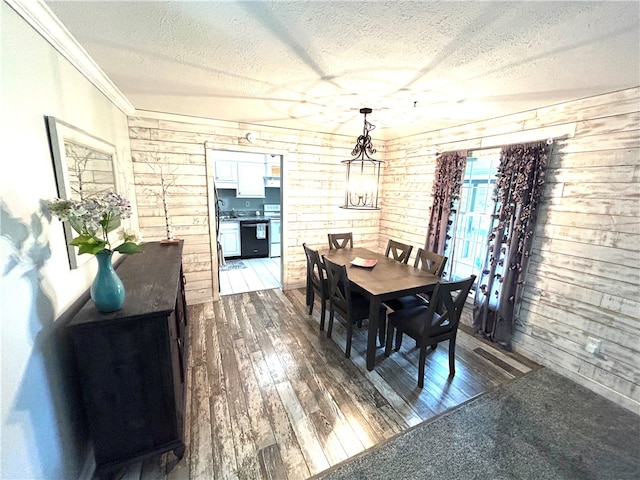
[312,368,640,480]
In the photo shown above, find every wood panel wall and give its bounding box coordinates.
[129,87,638,412]
[128,112,383,305]
[382,87,640,413]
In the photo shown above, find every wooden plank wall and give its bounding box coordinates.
[128,112,383,305]
[129,87,638,412]
[382,87,640,413]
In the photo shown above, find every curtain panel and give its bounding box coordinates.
[473,140,551,349]
[425,151,467,258]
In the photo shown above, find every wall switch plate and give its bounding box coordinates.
[585,337,602,354]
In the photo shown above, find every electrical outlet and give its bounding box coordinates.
[585,337,602,354]
[245,201,250,207]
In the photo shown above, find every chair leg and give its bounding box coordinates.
[345,321,352,358]
[378,311,386,346]
[308,290,315,315]
[305,282,312,307]
[448,336,457,377]
[319,300,326,330]
[384,324,394,356]
[327,311,334,338]
[418,346,427,388]
[394,328,403,351]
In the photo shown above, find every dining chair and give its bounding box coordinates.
[303,243,329,330]
[415,248,448,277]
[384,275,476,388]
[322,255,387,358]
[384,239,413,264]
[384,248,448,311]
[328,232,353,250]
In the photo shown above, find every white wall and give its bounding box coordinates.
[0,3,135,478]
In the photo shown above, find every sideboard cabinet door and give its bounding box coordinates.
[68,241,188,476]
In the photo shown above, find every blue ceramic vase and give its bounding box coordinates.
[91,250,125,312]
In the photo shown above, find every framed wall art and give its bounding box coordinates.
[45,116,118,269]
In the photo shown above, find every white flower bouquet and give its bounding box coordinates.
[47,191,142,255]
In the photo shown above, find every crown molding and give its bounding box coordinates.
[6,0,135,115]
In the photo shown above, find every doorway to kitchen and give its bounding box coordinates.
[207,147,282,296]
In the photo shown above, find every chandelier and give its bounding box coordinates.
[340,108,384,210]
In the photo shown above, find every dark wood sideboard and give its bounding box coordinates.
[67,241,189,477]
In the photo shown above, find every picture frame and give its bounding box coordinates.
[45,116,118,269]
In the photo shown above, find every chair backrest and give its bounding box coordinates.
[328,232,353,250]
[414,248,448,276]
[322,255,352,320]
[385,239,413,264]
[303,243,326,297]
[422,275,476,342]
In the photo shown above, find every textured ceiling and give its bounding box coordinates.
[45,1,639,140]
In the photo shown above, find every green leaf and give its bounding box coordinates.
[70,234,106,255]
[69,234,97,246]
[77,242,107,255]
[114,242,143,254]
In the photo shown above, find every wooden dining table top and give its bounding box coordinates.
[319,247,440,300]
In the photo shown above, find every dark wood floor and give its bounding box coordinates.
[126,287,536,480]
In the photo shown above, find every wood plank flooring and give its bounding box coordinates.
[123,287,536,480]
[219,257,281,295]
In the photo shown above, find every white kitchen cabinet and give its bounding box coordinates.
[219,221,240,257]
[214,160,238,188]
[236,162,265,198]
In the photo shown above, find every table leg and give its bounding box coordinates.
[367,297,380,371]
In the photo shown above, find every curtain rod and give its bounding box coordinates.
[437,137,555,156]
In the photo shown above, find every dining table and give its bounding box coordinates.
[319,246,440,371]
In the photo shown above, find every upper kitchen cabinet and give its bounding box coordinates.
[214,160,238,188]
[211,150,267,197]
[237,162,265,198]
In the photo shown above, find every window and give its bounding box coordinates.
[446,148,500,285]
